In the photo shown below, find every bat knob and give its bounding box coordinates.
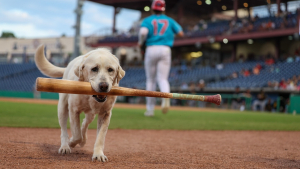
[205,94,222,106]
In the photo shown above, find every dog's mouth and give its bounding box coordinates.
[92,95,107,102]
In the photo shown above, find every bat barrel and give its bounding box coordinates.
[36,77,172,97]
[36,77,96,95]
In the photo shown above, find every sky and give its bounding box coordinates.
[252,0,300,18]
[0,0,141,38]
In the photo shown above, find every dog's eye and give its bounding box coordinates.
[91,67,98,72]
[108,68,114,72]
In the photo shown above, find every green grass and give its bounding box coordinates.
[0,101,300,130]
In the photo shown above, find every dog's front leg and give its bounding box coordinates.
[92,111,111,162]
[58,96,71,154]
[68,107,82,148]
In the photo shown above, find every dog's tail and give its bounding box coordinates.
[34,45,66,78]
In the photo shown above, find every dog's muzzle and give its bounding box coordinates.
[92,95,107,102]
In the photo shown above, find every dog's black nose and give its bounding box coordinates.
[99,82,109,92]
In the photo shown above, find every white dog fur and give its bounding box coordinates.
[34,45,125,162]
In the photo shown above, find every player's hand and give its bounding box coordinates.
[176,31,184,38]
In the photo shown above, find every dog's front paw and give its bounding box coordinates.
[58,145,71,154]
[92,153,108,162]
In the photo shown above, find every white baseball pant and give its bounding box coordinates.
[144,45,171,112]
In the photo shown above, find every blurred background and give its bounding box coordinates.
[0,0,300,113]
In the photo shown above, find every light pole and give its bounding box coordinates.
[72,0,84,60]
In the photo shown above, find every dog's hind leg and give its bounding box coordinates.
[58,93,71,154]
[79,112,95,147]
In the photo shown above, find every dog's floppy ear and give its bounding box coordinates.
[74,55,89,81]
[74,63,85,81]
[116,66,125,84]
[112,54,125,85]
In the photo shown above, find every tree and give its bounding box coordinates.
[1,32,16,38]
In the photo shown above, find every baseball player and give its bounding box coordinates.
[138,0,184,116]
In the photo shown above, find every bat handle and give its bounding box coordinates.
[171,93,222,106]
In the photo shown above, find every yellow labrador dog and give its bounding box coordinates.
[34,45,125,162]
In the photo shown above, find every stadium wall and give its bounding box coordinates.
[289,95,300,114]
[0,91,58,100]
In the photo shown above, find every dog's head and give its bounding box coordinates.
[74,48,125,102]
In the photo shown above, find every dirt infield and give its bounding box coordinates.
[1,97,300,168]
[0,128,300,169]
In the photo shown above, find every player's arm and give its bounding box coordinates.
[171,19,184,38]
[138,27,149,48]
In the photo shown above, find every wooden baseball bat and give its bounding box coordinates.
[36,77,221,105]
